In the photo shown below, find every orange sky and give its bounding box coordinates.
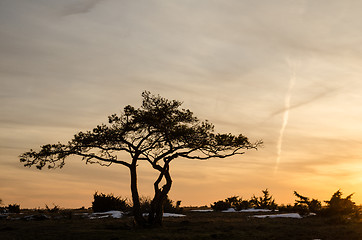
[1,0,362,208]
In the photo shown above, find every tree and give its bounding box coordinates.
[293,191,321,216]
[92,192,129,213]
[250,189,277,210]
[323,190,359,221]
[20,91,261,227]
[211,195,252,211]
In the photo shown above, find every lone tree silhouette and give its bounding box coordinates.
[20,91,261,227]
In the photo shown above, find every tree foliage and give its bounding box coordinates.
[7,204,20,213]
[20,91,261,227]
[250,189,277,210]
[211,200,232,211]
[322,190,360,221]
[211,195,253,211]
[92,192,129,213]
[294,191,322,216]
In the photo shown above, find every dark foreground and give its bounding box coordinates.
[1,211,361,240]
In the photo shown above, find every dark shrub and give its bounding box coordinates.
[293,204,310,217]
[0,199,5,213]
[235,200,253,211]
[293,191,321,215]
[163,196,182,213]
[92,192,129,212]
[321,190,360,222]
[250,189,278,210]
[139,196,151,213]
[225,196,241,205]
[278,204,294,213]
[7,204,20,213]
[309,199,322,213]
[211,200,231,211]
[226,196,252,211]
[45,204,60,213]
[211,196,254,211]
[138,196,182,214]
[0,207,6,214]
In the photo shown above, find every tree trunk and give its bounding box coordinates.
[148,164,172,226]
[130,165,146,227]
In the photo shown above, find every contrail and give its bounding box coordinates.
[274,58,296,173]
[270,87,338,117]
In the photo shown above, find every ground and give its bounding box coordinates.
[1,210,361,240]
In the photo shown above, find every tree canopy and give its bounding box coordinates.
[20,91,261,226]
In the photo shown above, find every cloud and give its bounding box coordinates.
[61,0,105,16]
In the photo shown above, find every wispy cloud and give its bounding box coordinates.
[61,0,105,16]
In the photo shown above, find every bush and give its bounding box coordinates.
[226,196,253,211]
[211,196,252,211]
[92,192,129,212]
[235,200,253,210]
[163,196,182,213]
[139,196,152,213]
[211,192,277,211]
[321,190,360,222]
[46,204,60,213]
[293,204,310,217]
[293,191,321,215]
[278,204,294,213]
[138,196,182,214]
[0,199,5,213]
[7,204,20,213]
[211,200,231,211]
[250,189,277,210]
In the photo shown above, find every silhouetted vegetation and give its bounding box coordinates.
[7,204,20,213]
[45,204,60,213]
[212,189,277,211]
[210,189,362,223]
[293,191,322,216]
[211,196,253,211]
[139,196,151,214]
[250,189,277,210]
[92,192,129,212]
[0,199,4,213]
[1,189,361,240]
[163,196,182,213]
[211,199,232,211]
[226,196,253,211]
[20,91,261,227]
[1,209,361,240]
[321,190,360,222]
[278,204,295,213]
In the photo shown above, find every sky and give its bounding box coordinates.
[1,0,362,208]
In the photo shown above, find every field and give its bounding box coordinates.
[1,210,362,240]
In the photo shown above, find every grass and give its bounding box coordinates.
[1,210,361,240]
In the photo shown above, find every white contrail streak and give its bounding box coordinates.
[274,59,296,173]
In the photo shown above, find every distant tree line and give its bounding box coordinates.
[211,189,361,222]
[1,188,360,224]
[211,189,277,211]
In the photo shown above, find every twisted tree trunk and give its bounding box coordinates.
[148,163,172,226]
[130,165,146,227]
